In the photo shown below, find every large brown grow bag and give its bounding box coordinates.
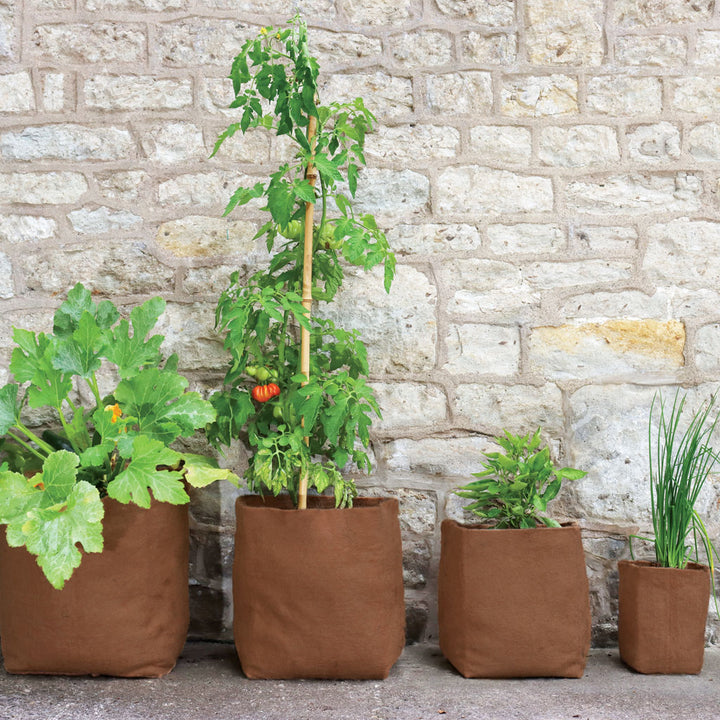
[0,499,189,677]
[438,520,591,678]
[233,495,405,679]
[618,559,710,674]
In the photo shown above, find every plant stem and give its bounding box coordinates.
[7,430,46,462]
[14,422,55,455]
[298,112,318,511]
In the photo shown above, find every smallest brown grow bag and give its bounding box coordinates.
[233,495,405,680]
[438,520,591,678]
[0,499,189,677]
[618,559,710,675]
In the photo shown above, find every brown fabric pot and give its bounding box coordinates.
[438,520,591,678]
[618,559,710,674]
[0,498,189,677]
[233,495,405,680]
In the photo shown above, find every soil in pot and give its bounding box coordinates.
[438,520,591,678]
[233,494,405,680]
[0,499,189,677]
[618,559,710,674]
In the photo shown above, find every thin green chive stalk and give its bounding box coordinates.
[648,390,720,575]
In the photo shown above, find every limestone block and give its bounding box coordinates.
[525,0,604,65]
[319,265,437,374]
[391,30,453,69]
[401,538,431,588]
[645,219,720,289]
[386,223,481,255]
[157,171,258,207]
[140,122,206,163]
[426,72,493,114]
[3,172,88,204]
[352,168,429,216]
[695,31,720,68]
[155,216,258,258]
[488,223,565,254]
[586,76,661,115]
[381,435,496,477]
[614,0,713,26]
[68,206,143,234]
[0,72,34,113]
[435,0,514,25]
[501,74,578,117]
[528,320,685,380]
[156,302,226,371]
[19,241,173,295]
[183,265,241,295]
[156,19,254,67]
[567,384,656,523]
[365,125,458,162]
[340,0,420,25]
[565,173,702,215]
[309,29,381,66]
[670,77,720,114]
[524,260,632,290]
[539,125,619,168]
[0,215,57,243]
[0,252,13,298]
[615,34,686,66]
[696,325,720,373]
[320,72,413,120]
[85,75,192,111]
[86,0,188,9]
[689,123,720,161]
[96,170,148,201]
[558,289,669,320]
[572,226,638,254]
[627,122,680,164]
[197,0,334,11]
[209,127,270,163]
[437,166,553,215]
[454,382,564,434]
[371,382,447,432]
[468,125,531,166]
[461,32,517,65]
[0,124,134,162]
[42,73,64,112]
[444,323,520,376]
[672,289,720,321]
[0,6,16,61]
[32,23,146,64]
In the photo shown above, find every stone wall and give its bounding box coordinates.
[2,0,720,646]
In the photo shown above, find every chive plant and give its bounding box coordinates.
[648,390,720,571]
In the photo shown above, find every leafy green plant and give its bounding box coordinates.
[207,16,395,509]
[0,283,238,588]
[643,390,719,570]
[455,428,586,529]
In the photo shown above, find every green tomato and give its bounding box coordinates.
[245,365,258,378]
[255,367,270,382]
[273,405,284,420]
[279,220,303,241]
[319,223,341,249]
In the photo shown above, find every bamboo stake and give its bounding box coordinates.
[298,113,318,510]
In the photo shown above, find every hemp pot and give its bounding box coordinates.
[618,560,710,674]
[438,520,591,678]
[233,495,405,679]
[0,498,189,677]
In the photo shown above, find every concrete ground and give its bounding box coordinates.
[1,643,720,720]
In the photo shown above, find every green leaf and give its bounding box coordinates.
[183,453,240,488]
[52,311,104,379]
[0,384,20,434]
[53,283,94,337]
[20,481,105,589]
[0,468,43,524]
[79,441,115,468]
[557,467,587,481]
[41,449,81,506]
[107,436,187,508]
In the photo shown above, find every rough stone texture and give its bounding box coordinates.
[539,125,619,168]
[4,0,720,649]
[525,0,604,66]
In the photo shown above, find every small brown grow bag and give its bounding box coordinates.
[618,559,710,674]
[438,520,591,678]
[0,499,189,677]
[233,495,405,680]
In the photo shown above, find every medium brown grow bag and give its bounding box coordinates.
[618,559,710,674]
[0,498,189,677]
[233,495,405,679]
[438,520,591,678]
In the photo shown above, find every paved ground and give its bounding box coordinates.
[1,643,719,720]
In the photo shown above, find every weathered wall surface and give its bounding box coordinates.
[3,0,720,646]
